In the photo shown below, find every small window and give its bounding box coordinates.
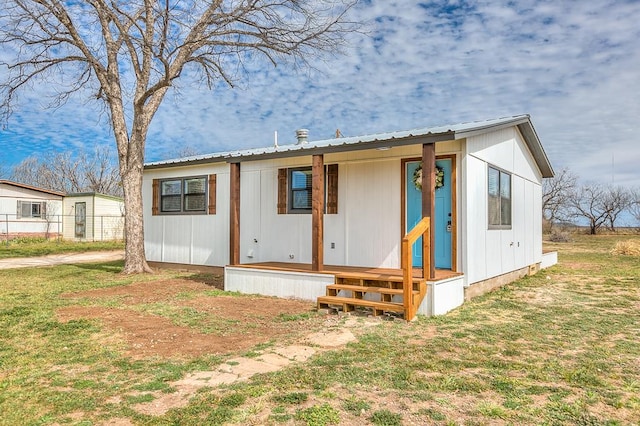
[277,165,338,215]
[488,166,511,229]
[17,201,46,219]
[289,168,313,213]
[159,176,207,214]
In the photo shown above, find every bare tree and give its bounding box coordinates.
[542,167,577,231]
[568,184,608,235]
[627,187,640,227]
[602,185,631,232]
[0,0,357,273]
[11,147,122,196]
[568,183,631,234]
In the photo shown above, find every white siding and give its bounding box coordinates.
[143,141,464,269]
[62,195,94,240]
[463,155,487,282]
[462,126,545,285]
[342,160,400,268]
[143,163,230,266]
[0,183,62,236]
[61,195,124,241]
[93,196,125,241]
[238,152,404,268]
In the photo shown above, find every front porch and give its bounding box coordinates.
[224,262,465,318]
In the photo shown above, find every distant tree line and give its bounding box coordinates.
[2,147,122,197]
[543,168,640,234]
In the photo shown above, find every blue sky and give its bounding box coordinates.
[1,0,639,189]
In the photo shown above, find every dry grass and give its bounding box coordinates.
[1,234,639,425]
[611,239,640,256]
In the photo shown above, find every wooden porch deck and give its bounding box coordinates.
[233,262,461,282]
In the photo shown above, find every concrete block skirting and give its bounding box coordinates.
[464,264,540,301]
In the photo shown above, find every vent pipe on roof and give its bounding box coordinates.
[296,129,309,145]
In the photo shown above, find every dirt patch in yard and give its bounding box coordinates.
[57,277,324,359]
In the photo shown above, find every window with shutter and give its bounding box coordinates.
[277,165,339,214]
[152,179,160,215]
[326,164,338,214]
[208,174,217,214]
[156,175,208,215]
[277,168,287,214]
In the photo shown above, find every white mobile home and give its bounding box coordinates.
[62,193,124,241]
[0,180,64,239]
[143,115,555,319]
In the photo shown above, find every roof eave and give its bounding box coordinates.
[144,132,456,169]
[0,180,66,197]
[226,132,455,163]
[516,122,554,178]
[453,116,554,179]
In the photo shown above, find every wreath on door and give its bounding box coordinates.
[413,165,444,191]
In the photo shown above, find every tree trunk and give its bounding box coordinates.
[121,165,152,274]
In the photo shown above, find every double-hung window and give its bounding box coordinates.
[488,166,511,229]
[277,164,339,215]
[289,168,313,213]
[159,176,207,214]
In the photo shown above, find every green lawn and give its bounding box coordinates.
[0,238,123,259]
[0,234,638,425]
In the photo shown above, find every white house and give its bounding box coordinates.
[62,193,124,241]
[143,115,555,319]
[0,180,64,239]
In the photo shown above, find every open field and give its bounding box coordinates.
[0,234,638,425]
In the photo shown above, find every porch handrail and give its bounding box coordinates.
[401,217,430,320]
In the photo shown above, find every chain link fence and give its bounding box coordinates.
[1,213,125,242]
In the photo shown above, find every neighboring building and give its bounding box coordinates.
[0,181,124,241]
[62,193,124,241]
[143,115,556,319]
[0,180,64,239]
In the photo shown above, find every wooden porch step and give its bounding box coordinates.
[326,284,418,297]
[335,271,423,283]
[335,276,425,291]
[317,296,405,316]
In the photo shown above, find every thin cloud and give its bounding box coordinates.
[0,0,638,188]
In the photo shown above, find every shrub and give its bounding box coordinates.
[611,240,640,256]
[549,229,571,243]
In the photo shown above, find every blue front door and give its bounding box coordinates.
[406,159,453,269]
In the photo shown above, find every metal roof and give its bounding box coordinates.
[144,115,554,177]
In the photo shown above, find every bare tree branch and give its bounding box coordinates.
[542,167,577,231]
[568,183,632,234]
[630,187,640,227]
[0,0,359,273]
[10,147,122,196]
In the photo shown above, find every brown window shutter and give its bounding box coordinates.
[326,164,338,214]
[208,174,217,214]
[277,168,287,214]
[152,179,159,215]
